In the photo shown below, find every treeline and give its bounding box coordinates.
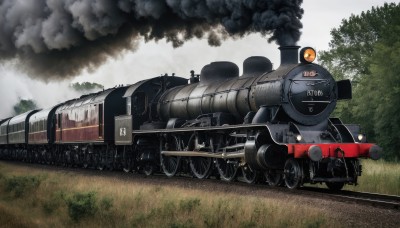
[320,3,400,161]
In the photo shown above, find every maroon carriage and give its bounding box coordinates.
[55,87,127,144]
[54,87,127,168]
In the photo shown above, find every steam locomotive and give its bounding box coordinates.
[0,46,382,190]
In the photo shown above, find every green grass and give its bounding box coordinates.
[0,159,398,227]
[0,161,339,228]
[344,159,400,195]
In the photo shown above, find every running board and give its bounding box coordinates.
[161,150,245,159]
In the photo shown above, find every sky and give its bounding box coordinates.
[0,0,395,118]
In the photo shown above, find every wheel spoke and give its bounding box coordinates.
[241,165,257,184]
[284,158,303,189]
[161,135,182,177]
[190,157,212,179]
[216,158,238,182]
[265,169,283,186]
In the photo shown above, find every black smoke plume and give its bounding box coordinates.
[0,0,303,80]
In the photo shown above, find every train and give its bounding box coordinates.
[0,46,382,190]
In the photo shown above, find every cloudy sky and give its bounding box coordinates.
[0,0,395,118]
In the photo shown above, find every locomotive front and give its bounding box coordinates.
[247,46,382,189]
[251,46,344,126]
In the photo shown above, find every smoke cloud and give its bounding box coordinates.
[0,0,303,80]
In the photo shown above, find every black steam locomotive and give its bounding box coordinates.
[0,46,381,190]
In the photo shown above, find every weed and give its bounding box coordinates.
[4,175,42,198]
[66,191,98,222]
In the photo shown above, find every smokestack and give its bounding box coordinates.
[279,46,300,66]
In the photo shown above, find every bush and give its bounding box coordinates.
[66,191,98,222]
[5,175,42,198]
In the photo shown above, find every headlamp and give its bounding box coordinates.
[357,134,364,142]
[300,47,316,63]
[296,134,302,142]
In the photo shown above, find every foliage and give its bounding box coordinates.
[320,3,399,79]
[13,99,37,115]
[319,3,400,160]
[4,175,42,198]
[66,191,98,222]
[70,82,103,93]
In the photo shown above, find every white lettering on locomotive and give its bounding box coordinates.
[120,127,126,137]
[307,90,324,97]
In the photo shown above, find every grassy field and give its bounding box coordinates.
[343,159,400,195]
[0,162,337,228]
[0,159,398,227]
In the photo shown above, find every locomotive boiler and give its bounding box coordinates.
[158,46,340,125]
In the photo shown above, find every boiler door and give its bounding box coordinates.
[289,78,334,115]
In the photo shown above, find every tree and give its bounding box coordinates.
[365,36,400,160]
[13,99,37,115]
[319,3,400,160]
[320,3,399,79]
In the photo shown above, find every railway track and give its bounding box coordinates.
[301,186,400,210]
